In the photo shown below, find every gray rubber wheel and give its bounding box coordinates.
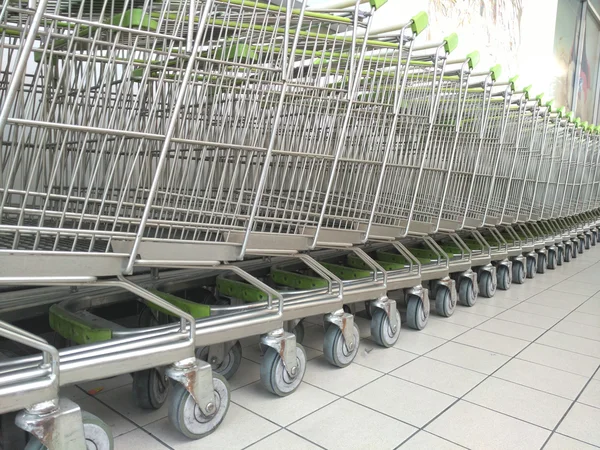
[579,238,585,254]
[370,308,401,348]
[564,245,571,262]
[526,257,536,279]
[458,278,475,306]
[169,374,230,439]
[293,321,305,345]
[585,234,591,250]
[512,261,526,284]
[406,296,428,330]
[537,253,546,274]
[26,411,114,450]
[547,250,556,270]
[497,265,511,290]
[592,232,597,246]
[132,367,170,410]
[323,322,360,368]
[363,301,374,320]
[260,344,306,396]
[196,341,243,380]
[572,242,578,258]
[478,271,496,298]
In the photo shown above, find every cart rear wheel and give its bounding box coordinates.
[557,246,563,265]
[497,265,511,290]
[592,232,597,246]
[547,250,556,270]
[323,322,360,368]
[513,261,526,284]
[585,234,591,250]
[478,271,496,299]
[537,253,547,274]
[196,341,243,380]
[564,245,571,262]
[25,411,114,450]
[132,366,170,410]
[370,308,401,348]
[572,242,578,258]
[579,238,585,253]
[169,374,229,440]
[526,257,536,279]
[406,296,428,330]
[260,344,306,396]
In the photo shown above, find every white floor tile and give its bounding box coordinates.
[288,398,416,450]
[578,379,600,409]
[512,302,570,319]
[302,355,381,396]
[526,290,589,310]
[114,429,168,450]
[494,359,589,400]
[399,431,464,449]
[232,382,337,427]
[552,321,600,342]
[393,330,447,355]
[476,318,545,341]
[557,402,600,447]
[517,343,600,377]
[419,320,470,340]
[78,374,132,395]
[390,357,486,397]
[576,299,600,316]
[453,329,529,357]
[95,385,168,427]
[229,358,261,391]
[536,331,600,358]
[245,430,321,450]
[353,340,416,373]
[76,396,137,438]
[298,326,326,352]
[347,375,455,428]
[426,401,550,450]
[456,303,506,318]
[464,377,571,429]
[426,342,510,375]
[495,309,559,329]
[429,311,489,328]
[551,280,600,297]
[545,433,599,450]
[144,403,279,450]
[477,296,523,309]
[564,311,600,328]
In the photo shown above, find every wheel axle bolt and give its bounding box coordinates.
[290,365,297,376]
[205,402,215,414]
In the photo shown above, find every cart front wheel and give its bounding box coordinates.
[585,234,591,250]
[579,238,585,253]
[513,261,526,284]
[478,271,496,299]
[132,366,170,410]
[406,296,428,330]
[25,411,114,450]
[196,341,243,380]
[370,308,401,348]
[169,374,230,440]
[526,257,536,279]
[363,301,374,319]
[537,253,547,274]
[497,265,511,290]
[323,322,360,368]
[260,344,306,396]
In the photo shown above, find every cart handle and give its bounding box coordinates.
[368,11,428,37]
[307,0,369,10]
[412,32,458,53]
[447,50,480,69]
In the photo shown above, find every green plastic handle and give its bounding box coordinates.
[523,84,532,99]
[535,93,544,105]
[567,111,574,122]
[509,75,519,91]
[575,117,582,127]
[411,11,428,35]
[545,99,554,112]
[466,50,480,70]
[558,107,566,117]
[444,32,459,54]
[369,0,387,10]
[490,64,502,81]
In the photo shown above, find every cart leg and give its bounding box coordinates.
[16,398,86,450]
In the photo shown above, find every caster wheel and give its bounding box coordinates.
[478,271,496,298]
[564,245,571,262]
[557,247,563,265]
[132,367,170,410]
[436,286,456,316]
[196,341,243,380]
[585,234,591,250]
[458,279,476,307]
[363,301,373,320]
[537,253,546,274]
[526,257,536,279]
[169,374,230,439]
[25,411,114,450]
[497,265,511,290]
[323,322,360,368]
[572,243,577,258]
[512,261,526,284]
[578,238,584,254]
[292,321,305,345]
[261,344,306,396]
[406,296,428,330]
[370,308,401,348]
[592,232,596,246]
[547,250,556,270]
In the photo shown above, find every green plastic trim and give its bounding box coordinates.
[410,246,453,261]
[410,11,429,35]
[545,99,554,112]
[567,111,574,122]
[270,268,328,290]
[489,64,502,82]
[49,305,112,345]
[376,250,431,266]
[558,106,566,117]
[112,9,158,30]
[535,93,544,105]
[346,253,405,271]
[216,278,267,303]
[583,121,589,131]
[575,118,582,127]
[320,262,371,281]
[461,239,487,251]
[149,290,211,318]
[215,44,257,62]
[369,0,387,10]
[523,84,532,99]
[466,50,480,70]
[508,75,519,91]
[443,32,459,54]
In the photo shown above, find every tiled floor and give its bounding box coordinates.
[71,250,600,449]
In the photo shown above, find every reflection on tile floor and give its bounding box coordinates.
[67,252,600,449]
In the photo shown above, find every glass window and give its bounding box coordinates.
[553,0,582,111]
